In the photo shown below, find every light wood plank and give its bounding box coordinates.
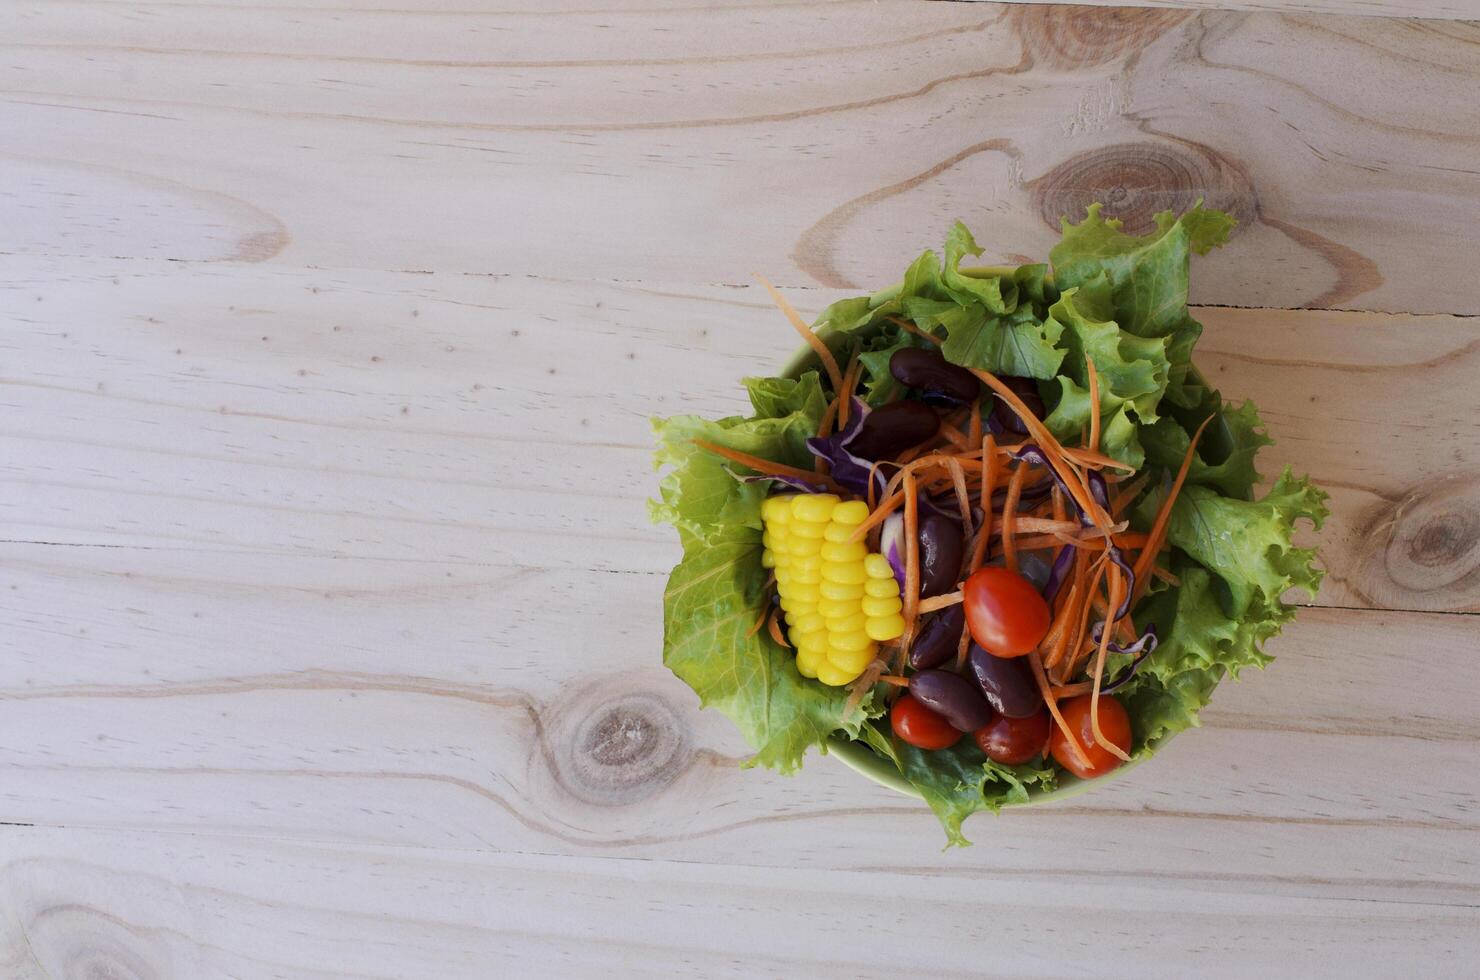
[958,0,1480,21]
[0,826,1475,980]
[1,258,1474,612]
[5,4,1480,313]
[1,539,1477,890]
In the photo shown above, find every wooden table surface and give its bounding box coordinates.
[3,1,1480,976]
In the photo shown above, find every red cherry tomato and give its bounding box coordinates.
[973,709,1051,765]
[1048,694,1132,779]
[962,566,1051,658]
[890,694,961,750]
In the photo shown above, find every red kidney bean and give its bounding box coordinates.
[918,512,964,599]
[889,347,981,406]
[849,400,938,461]
[909,669,995,732]
[968,643,1043,718]
[907,605,966,671]
[990,376,1045,435]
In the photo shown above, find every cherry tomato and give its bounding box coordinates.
[1048,694,1132,779]
[973,708,1051,765]
[890,694,961,750]
[962,566,1051,658]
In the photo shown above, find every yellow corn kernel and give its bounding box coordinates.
[815,660,856,687]
[791,553,822,575]
[819,579,865,601]
[790,520,827,540]
[762,496,794,523]
[817,596,857,618]
[795,647,823,678]
[794,611,826,633]
[787,537,818,556]
[829,643,876,674]
[829,630,872,652]
[821,562,866,586]
[820,540,868,564]
[862,594,903,617]
[831,500,870,525]
[787,580,820,604]
[791,493,840,523]
[824,611,867,634]
[761,550,776,569]
[865,577,899,597]
[823,522,857,543]
[864,554,894,579]
[866,614,907,641]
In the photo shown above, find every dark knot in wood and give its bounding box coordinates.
[1012,6,1192,69]
[1029,141,1255,236]
[549,686,692,807]
[1353,476,1480,611]
[1386,478,1480,593]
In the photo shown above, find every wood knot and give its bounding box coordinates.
[545,679,692,807]
[1351,476,1480,612]
[1029,141,1255,235]
[1012,6,1191,69]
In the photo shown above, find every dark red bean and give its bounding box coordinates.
[909,669,995,733]
[908,605,966,671]
[918,513,964,599]
[990,376,1045,435]
[889,348,981,406]
[848,400,938,461]
[968,643,1043,718]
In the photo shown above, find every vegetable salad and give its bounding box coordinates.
[652,205,1327,844]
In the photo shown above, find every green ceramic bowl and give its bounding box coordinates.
[779,338,1151,805]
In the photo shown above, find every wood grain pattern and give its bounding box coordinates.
[4,3,1480,313]
[3,0,1479,975]
[2,827,1474,980]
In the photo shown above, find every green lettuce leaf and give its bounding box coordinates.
[895,740,1056,847]
[662,523,873,772]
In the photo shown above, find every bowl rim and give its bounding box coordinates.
[778,339,1152,805]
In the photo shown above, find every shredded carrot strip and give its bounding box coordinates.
[748,603,771,638]
[850,491,906,543]
[836,350,862,432]
[1062,447,1136,472]
[844,660,889,717]
[1051,488,1068,562]
[1050,681,1095,699]
[947,458,973,539]
[1040,582,1080,670]
[877,674,911,687]
[1131,415,1214,605]
[1059,555,1108,682]
[1111,472,1149,516]
[1089,565,1132,762]
[816,399,839,441]
[1001,461,1027,574]
[972,368,1114,530]
[938,425,971,450]
[692,439,841,493]
[1152,566,1180,585]
[1085,353,1102,454]
[969,434,996,573]
[766,609,791,649]
[887,315,943,346]
[917,591,962,614]
[901,471,921,655]
[953,615,972,671]
[758,275,842,393]
[1030,650,1093,772]
[967,397,982,449]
